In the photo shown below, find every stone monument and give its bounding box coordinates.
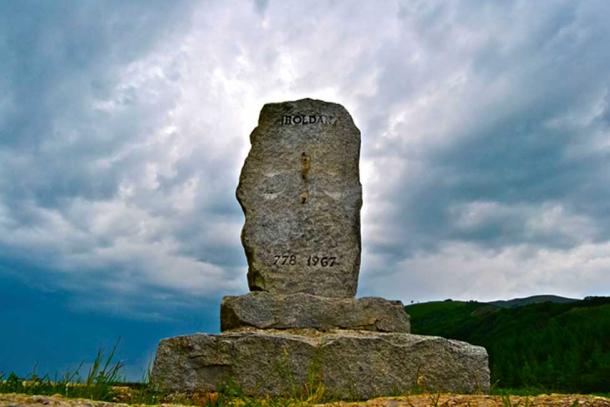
[151,99,490,399]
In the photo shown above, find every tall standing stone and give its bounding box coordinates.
[237,99,362,298]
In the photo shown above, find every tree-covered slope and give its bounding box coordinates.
[405,297,610,393]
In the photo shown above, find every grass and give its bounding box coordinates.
[1,342,609,406]
[0,340,158,403]
[490,386,549,396]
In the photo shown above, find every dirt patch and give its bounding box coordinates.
[331,394,610,407]
[1,392,609,407]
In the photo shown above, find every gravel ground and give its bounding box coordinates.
[1,392,610,407]
[0,394,172,407]
[332,393,610,406]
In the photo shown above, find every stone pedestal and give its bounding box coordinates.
[151,292,490,399]
[151,329,490,400]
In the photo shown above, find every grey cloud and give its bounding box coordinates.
[359,1,610,256]
[2,0,610,316]
[0,4,191,214]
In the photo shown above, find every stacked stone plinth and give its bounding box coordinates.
[221,292,410,332]
[150,99,490,399]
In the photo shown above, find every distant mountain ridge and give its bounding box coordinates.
[488,294,579,308]
[405,295,610,393]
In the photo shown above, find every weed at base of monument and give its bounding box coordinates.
[210,347,327,406]
[302,349,325,404]
[270,346,326,403]
[428,393,441,407]
[500,393,532,407]
[215,378,309,407]
[285,346,326,403]
[271,347,298,397]
[407,366,427,395]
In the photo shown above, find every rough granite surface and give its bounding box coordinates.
[150,329,490,400]
[221,292,410,332]
[236,98,362,297]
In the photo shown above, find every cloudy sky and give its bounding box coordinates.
[1,0,610,378]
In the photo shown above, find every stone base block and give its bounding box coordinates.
[221,292,410,333]
[151,329,490,400]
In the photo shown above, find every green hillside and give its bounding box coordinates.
[405,297,610,393]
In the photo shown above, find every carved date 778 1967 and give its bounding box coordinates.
[273,254,337,267]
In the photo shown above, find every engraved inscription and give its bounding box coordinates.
[282,114,337,126]
[272,253,338,267]
[273,254,297,265]
[307,255,336,267]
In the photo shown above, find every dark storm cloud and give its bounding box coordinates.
[0,0,243,314]
[0,0,196,206]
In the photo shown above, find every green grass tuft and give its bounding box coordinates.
[0,340,127,402]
